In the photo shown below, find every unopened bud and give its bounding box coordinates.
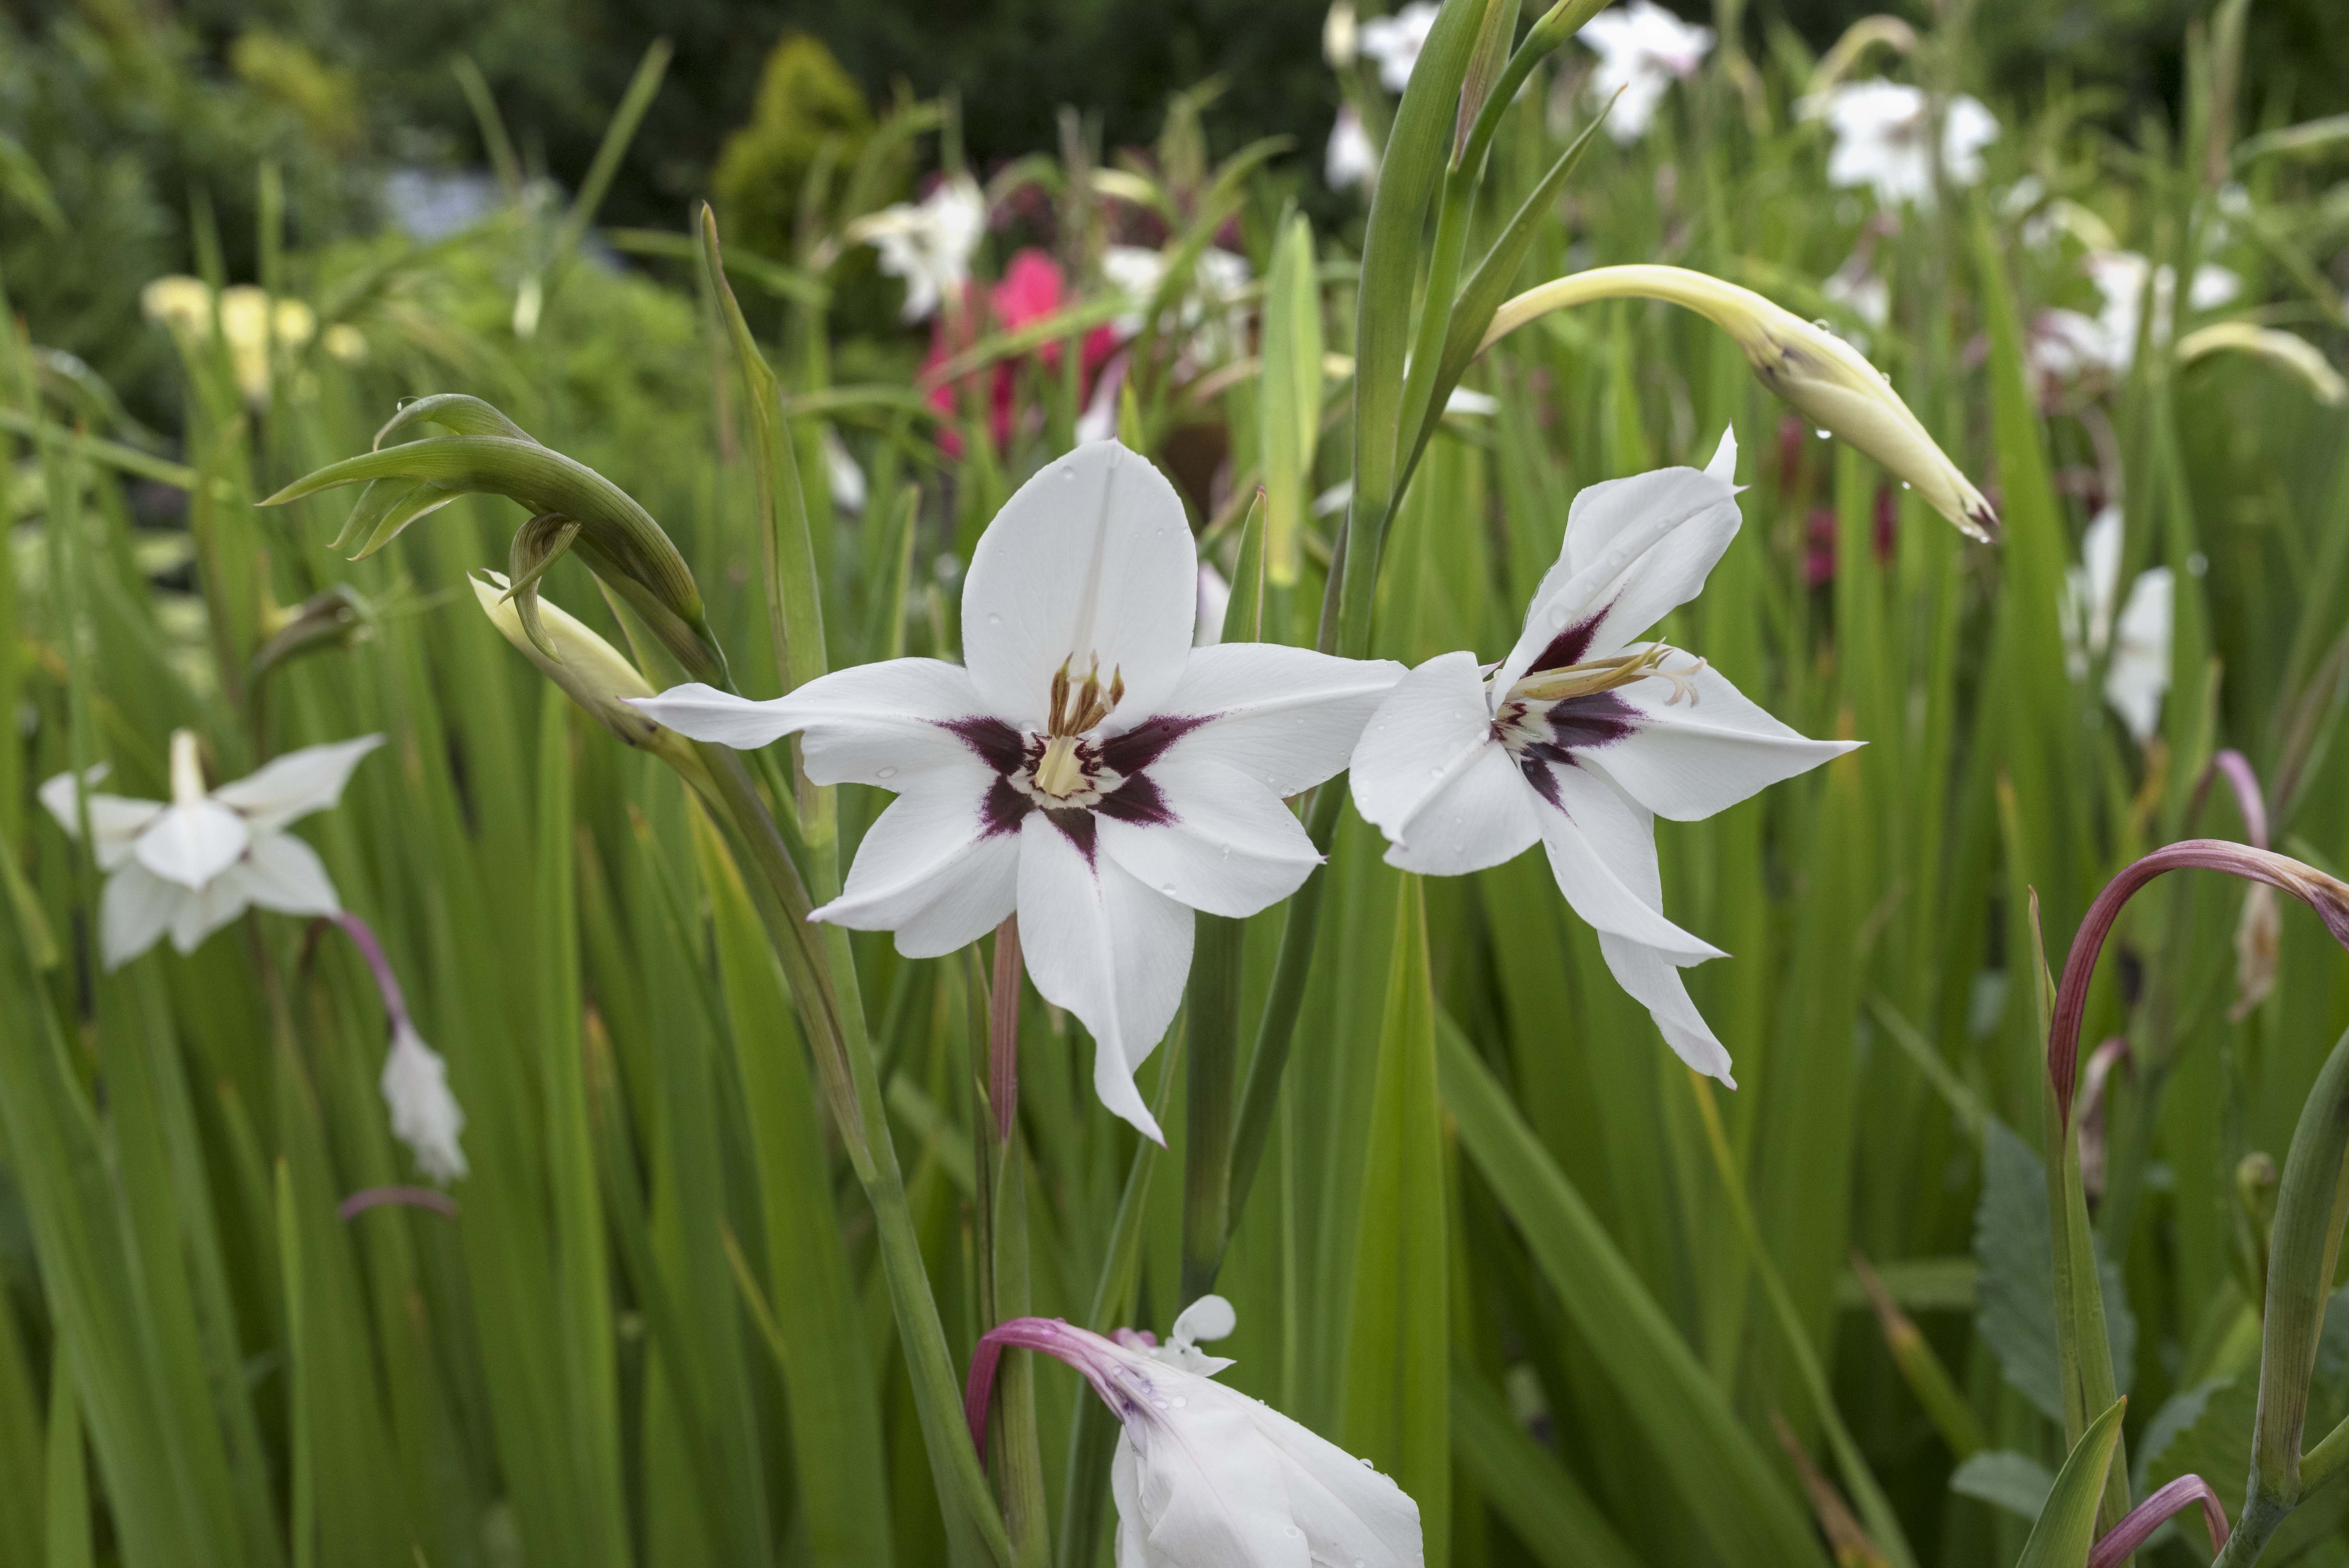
[2176,322,2347,406]
[1324,0,1358,68]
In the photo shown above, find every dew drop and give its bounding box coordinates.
[1428,766,1444,778]
[986,613,1003,625]
[1152,1397,1170,1409]
[877,766,897,779]
[1171,1396,1187,1408]
[1358,1456,1374,1468]
[1160,884,1178,896]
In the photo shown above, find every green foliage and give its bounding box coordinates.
[713,35,877,259]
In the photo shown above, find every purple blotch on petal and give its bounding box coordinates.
[939,716,1027,776]
[1097,771,1177,828]
[982,776,1032,838]
[1046,807,1098,864]
[1098,715,1212,776]
[1545,691,1639,751]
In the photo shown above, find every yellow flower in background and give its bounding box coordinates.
[140,275,318,404]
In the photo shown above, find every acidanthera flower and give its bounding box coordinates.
[1578,1,1715,144]
[1357,1,1437,93]
[1349,433,1854,1080]
[1809,79,1998,208]
[852,174,987,323]
[965,1297,1424,1567]
[1326,104,1378,191]
[2062,506,2172,744]
[41,731,383,969]
[335,911,469,1183]
[633,442,1403,1139]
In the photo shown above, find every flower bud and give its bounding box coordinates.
[2176,322,2347,406]
[1481,264,1997,540]
[1324,0,1358,68]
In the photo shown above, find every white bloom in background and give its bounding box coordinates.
[381,1019,468,1182]
[1350,434,1854,1079]
[1811,80,1998,208]
[633,443,1402,1139]
[855,175,987,322]
[1358,1,1439,93]
[1106,245,1253,360]
[2062,506,2173,743]
[1327,105,1379,191]
[2082,250,2239,373]
[1324,0,1359,68]
[1578,1,1715,144]
[967,1299,1424,1568]
[41,731,383,969]
[822,425,868,514]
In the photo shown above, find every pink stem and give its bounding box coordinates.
[337,1186,459,1221]
[2049,842,2349,1128]
[963,1317,1118,1460]
[330,912,414,1039]
[2087,1474,2230,1568]
[2210,750,2271,850]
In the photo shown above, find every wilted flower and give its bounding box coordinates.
[2061,506,2172,744]
[965,1297,1424,1567]
[1327,104,1379,191]
[1578,1,1715,143]
[1809,79,1998,208]
[381,1021,468,1183]
[41,731,382,969]
[632,442,1402,1139]
[1350,434,1854,1080]
[853,174,988,323]
[1358,1,1438,93]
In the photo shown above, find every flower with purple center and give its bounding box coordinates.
[966,1297,1424,1567]
[1349,432,1856,1081]
[632,441,1403,1139]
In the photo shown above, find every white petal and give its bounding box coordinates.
[1249,1402,1425,1568]
[962,442,1198,731]
[1097,755,1321,918]
[1585,654,1857,820]
[631,660,994,787]
[811,769,1022,957]
[1495,448,1742,693]
[1533,766,1721,961]
[1016,817,1193,1142]
[1351,652,1541,875]
[382,1024,469,1183]
[1597,930,1736,1083]
[1169,1294,1236,1347]
[1124,1390,1309,1568]
[211,735,384,833]
[99,862,183,970]
[39,767,162,870]
[2105,568,2173,743]
[133,801,251,889]
[166,869,253,955]
[1153,643,1405,796]
[1111,1445,1153,1568]
[237,831,342,916]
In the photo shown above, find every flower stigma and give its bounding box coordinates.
[1028,655,1126,802]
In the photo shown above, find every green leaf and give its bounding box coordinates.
[1950,1451,2056,1523]
[1258,214,1323,587]
[1973,1118,2134,1424]
[2016,1398,2126,1568]
[1451,1367,1643,1568]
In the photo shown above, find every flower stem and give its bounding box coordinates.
[1179,912,1244,1305]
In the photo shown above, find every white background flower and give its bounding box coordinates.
[2080,249,2239,373]
[1578,1,1715,143]
[1350,434,1853,1079]
[856,175,987,322]
[43,731,383,969]
[635,442,1401,1139]
[1357,1,1438,93]
[2062,506,2172,743]
[1326,104,1378,191]
[1811,79,1998,207]
[381,1019,468,1182]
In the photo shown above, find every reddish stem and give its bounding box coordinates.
[2210,749,2270,850]
[989,916,1022,1149]
[2086,1473,2230,1568]
[2049,841,2349,1128]
[337,1185,459,1221]
[330,911,415,1038]
[963,1316,1116,1460]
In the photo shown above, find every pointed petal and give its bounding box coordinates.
[1250,1403,1425,1568]
[631,660,993,786]
[962,442,1198,729]
[133,801,251,889]
[1597,930,1736,1082]
[1585,653,1857,820]
[382,1025,469,1183]
[211,735,385,833]
[1097,756,1321,918]
[39,767,163,869]
[2105,568,2173,744]
[1533,766,1722,961]
[1125,1389,1310,1568]
[238,831,343,916]
[99,862,182,970]
[166,870,253,955]
[1016,816,1193,1142]
[1351,652,1541,875]
[1150,643,1405,796]
[1495,454,1742,692]
[811,768,1023,956]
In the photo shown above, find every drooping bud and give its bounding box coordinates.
[2176,322,2347,406]
[250,585,372,686]
[1480,264,1998,540]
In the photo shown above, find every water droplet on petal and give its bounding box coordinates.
[986,613,1002,625]
[1428,766,1444,778]
[877,766,897,779]
[1171,1396,1187,1408]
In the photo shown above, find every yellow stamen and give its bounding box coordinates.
[1034,736,1088,798]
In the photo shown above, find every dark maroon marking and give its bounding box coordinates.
[1527,611,1604,675]
[1098,714,1213,775]
[1520,755,1565,810]
[1543,691,1638,752]
[937,716,1027,776]
[1044,807,1098,863]
[1097,770,1176,828]
[980,775,1032,838]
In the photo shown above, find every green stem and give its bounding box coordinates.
[1180,913,1245,1305]
[2251,1028,2349,1503]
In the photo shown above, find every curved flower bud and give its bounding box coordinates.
[381,1021,468,1183]
[2176,321,2348,406]
[1480,264,1997,540]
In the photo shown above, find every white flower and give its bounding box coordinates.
[1103,246,1253,360]
[632,442,1403,1139]
[1327,105,1379,191]
[2062,506,2172,743]
[41,731,383,969]
[1578,1,1715,144]
[381,1020,468,1183]
[2081,250,2240,373]
[823,425,868,514]
[854,175,988,323]
[1349,433,1854,1080]
[1811,80,1998,208]
[1358,2,1439,93]
[969,1300,1424,1568]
